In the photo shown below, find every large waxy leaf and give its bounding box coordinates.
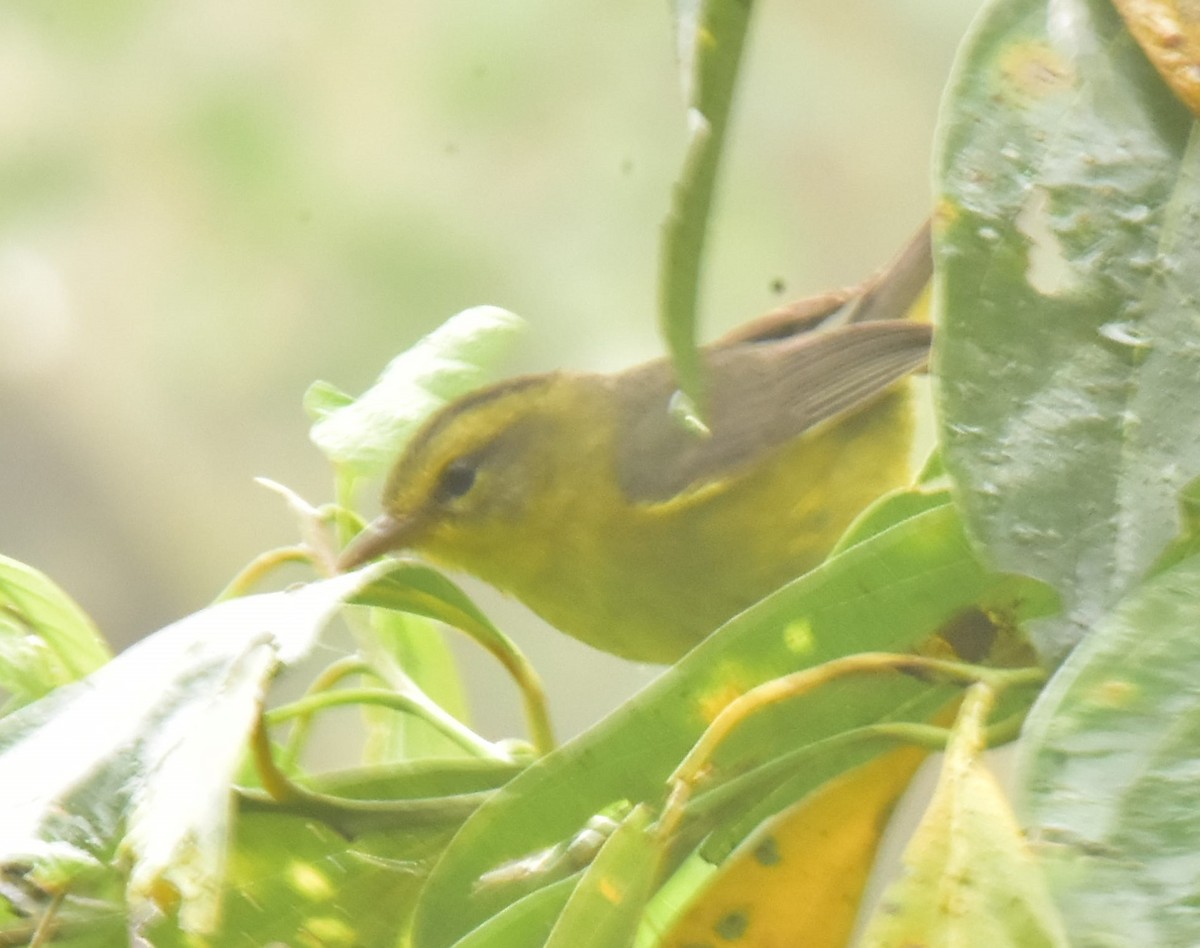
[662,742,933,948]
[1020,551,1200,946]
[410,503,1052,947]
[935,0,1200,659]
[862,686,1068,947]
[0,567,385,934]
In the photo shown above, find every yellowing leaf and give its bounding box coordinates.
[661,741,931,948]
[1113,0,1200,117]
[860,686,1068,948]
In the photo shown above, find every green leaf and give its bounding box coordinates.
[0,900,126,948]
[545,805,659,948]
[660,0,755,412]
[302,378,354,420]
[144,808,449,948]
[410,504,1054,947]
[1147,472,1200,576]
[307,305,526,477]
[453,877,578,948]
[0,554,110,707]
[830,486,952,556]
[0,567,387,935]
[1019,551,1200,946]
[861,686,1069,947]
[934,0,1200,660]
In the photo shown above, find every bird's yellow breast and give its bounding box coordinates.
[416,383,914,663]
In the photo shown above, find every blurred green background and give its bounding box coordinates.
[0,0,979,742]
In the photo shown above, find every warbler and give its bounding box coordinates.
[339,226,932,663]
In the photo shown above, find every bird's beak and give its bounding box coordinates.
[336,513,418,572]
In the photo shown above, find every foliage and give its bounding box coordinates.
[3,0,1200,945]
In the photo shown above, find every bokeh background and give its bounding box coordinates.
[1,0,980,744]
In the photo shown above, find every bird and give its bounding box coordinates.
[338,225,933,663]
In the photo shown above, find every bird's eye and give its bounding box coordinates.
[435,459,478,502]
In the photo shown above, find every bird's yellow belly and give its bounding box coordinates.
[480,388,915,663]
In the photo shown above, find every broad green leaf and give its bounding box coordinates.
[144,807,451,948]
[307,305,525,477]
[0,553,110,707]
[935,0,1200,659]
[545,805,659,948]
[453,878,578,948]
[660,0,755,412]
[662,742,932,948]
[861,686,1069,947]
[0,566,387,935]
[831,486,952,556]
[410,504,1054,947]
[1019,551,1200,945]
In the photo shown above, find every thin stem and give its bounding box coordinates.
[253,713,299,804]
[672,706,1031,845]
[28,891,63,948]
[214,546,313,601]
[237,784,493,837]
[505,659,554,756]
[348,596,556,757]
[268,687,509,762]
[246,712,501,836]
[659,653,1044,839]
[278,656,378,771]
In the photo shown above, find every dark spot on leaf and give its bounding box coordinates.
[714,910,749,940]
[753,836,781,866]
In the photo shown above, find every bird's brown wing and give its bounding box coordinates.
[614,319,932,503]
[839,219,933,326]
[615,220,934,503]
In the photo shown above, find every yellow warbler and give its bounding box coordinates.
[339,226,932,663]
